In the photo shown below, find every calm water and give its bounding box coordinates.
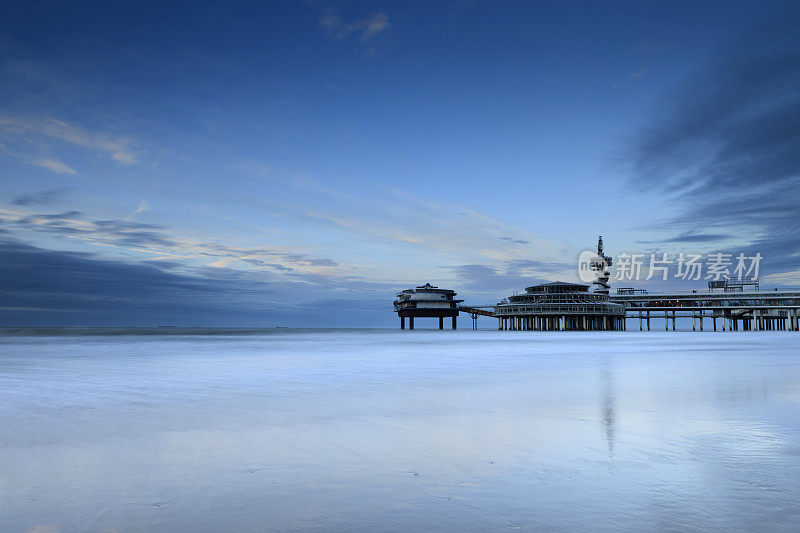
[1,329,799,532]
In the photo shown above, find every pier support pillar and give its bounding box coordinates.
[639,311,642,331]
[452,316,457,330]
[713,317,716,331]
[401,316,405,330]
[439,317,444,330]
[665,312,669,331]
[409,317,414,330]
[700,312,704,332]
[647,311,651,331]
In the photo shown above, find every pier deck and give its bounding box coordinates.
[611,289,800,331]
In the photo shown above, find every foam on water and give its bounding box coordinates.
[1,330,799,531]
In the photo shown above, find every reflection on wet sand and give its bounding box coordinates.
[1,330,799,531]
[600,356,616,457]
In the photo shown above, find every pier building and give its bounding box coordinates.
[494,281,626,331]
[393,283,463,330]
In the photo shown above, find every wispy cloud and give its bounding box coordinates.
[613,67,647,87]
[126,200,148,221]
[33,157,77,175]
[637,232,732,244]
[9,210,177,248]
[0,114,139,170]
[12,188,70,206]
[319,11,390,43]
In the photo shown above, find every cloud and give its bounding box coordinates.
[241,258,294,271]
[638,232,733,244]
[663,233,731,243]
[26,525,58,533]
[231,159,564,272]
[2,206,344,275]
[12,188,70,206]
[199,244,339,271]
[453,258,574,296]
[0,114,138,168]
[623,18,800,278]
[0,237,396,326]
[37,118,138,165]
[613,68,647,87]
[500,237,530,245]
[320,11,390,43]
[359,13,390,41]
[7,209,177,249]
[126,200,148,221]
[0,236,272,325]
[33,157,77,175]
[93,220,177,248]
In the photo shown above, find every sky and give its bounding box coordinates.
[1,1,799,326]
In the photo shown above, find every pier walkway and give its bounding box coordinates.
[611,289,800,331]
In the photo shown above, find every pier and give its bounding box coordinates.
[397,286,800,332]
[394,283,462,330]
[611,287,800,331]
[394,239,800,332]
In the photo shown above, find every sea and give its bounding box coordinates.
[1,328,799,532]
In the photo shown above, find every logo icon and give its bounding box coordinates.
[577,250,609,283]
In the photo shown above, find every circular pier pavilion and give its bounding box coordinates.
[394,283,463,330]
[495,281,626,331]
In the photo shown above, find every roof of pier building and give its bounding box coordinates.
[500,280,625,316]
[524,281,590,294]
[396,283,458,296]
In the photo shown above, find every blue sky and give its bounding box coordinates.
[1,1,799,326]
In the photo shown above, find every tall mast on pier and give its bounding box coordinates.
[592,236,612,295]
